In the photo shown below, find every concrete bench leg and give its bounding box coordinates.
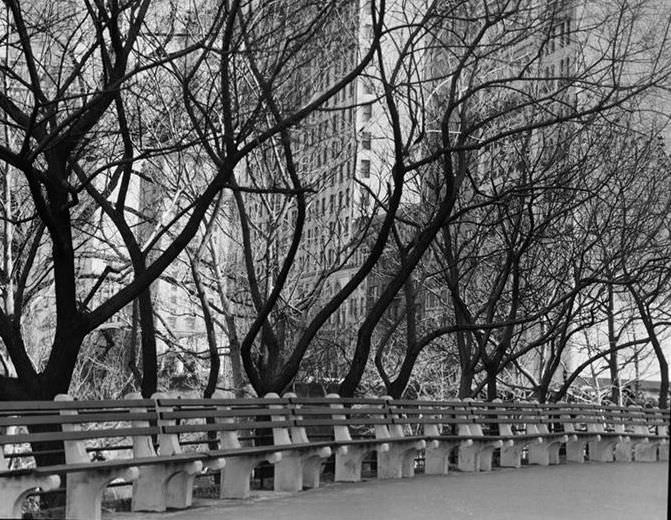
[67,467,138,520]
[499,442,523,468]
[334,446,371,482]
[165,472,197,510]
[566,437,587,463]
[401,442,425,477]
[220,453,281,499]
[457,442,479,472]
[274,453,303,492]
[528,442,550,466]
[614,439,633,462]
[165,461,204,509]
[588,438,618,462]
[302,448,331,489]
[132,461,203,512]
[425,441,461,475]
[274,447,331,491]
[458,440,502,472]
[634,440,658,462]
[658,441,668,462]
[0,474,60,519]
[479,440,505,471]
[378,441,424,479]
[529,437,564,466]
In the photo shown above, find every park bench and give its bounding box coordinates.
[388,399,508,473]
[550,403,668,463]
[391,401,472,475]
[478,401,553,468]
[284,394,427,482]
[609,405,668,462]
[262,392,332,492]
[380,399,565,472]
[152,392,289,499]
[647,407,669,461]
[585,404,643,462]
[604,405,661,462]
[517,403,571,466]
[0,393,291,518]
[1,395,668,519]
[479,401,578,467]
[0,395,199,520]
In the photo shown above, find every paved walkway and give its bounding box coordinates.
[107,462,669,520]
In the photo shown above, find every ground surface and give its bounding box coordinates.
[107,461,669,520]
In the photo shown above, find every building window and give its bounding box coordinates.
[361,132,372,150]
[360,159,371,178]
[361,188,370,207]
[563,18,571,46]
[362,103,372,121]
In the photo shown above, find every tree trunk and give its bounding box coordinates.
[127,300,142,385]
[339,329,372,398]
[606,284,620,405]
[654,350,669,409]
[486,367,497,401]
[137,287,157,398]
[210,249,247,396]
[458,364,474,398]
[388,350,422,399]
[227,335,246,396]
[191,260,220,398]
[629,285,669,408]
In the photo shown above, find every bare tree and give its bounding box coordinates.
[339,0,671,397]
[0,0,381,402]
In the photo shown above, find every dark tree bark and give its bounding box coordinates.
[191,260,220,399]
[629,285,669,408]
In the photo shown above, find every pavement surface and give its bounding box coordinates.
[106,461,669,520]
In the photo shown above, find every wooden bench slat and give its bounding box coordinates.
[0,425,160,445]
[162,420,294,435]
[158,398,291,407]
[0,399,154,412]
[0,410,158,428]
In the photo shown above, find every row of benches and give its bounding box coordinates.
[0,393,668,519]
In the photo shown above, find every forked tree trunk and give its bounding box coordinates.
[486,368,498,402]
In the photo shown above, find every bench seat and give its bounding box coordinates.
[1,395,667,519]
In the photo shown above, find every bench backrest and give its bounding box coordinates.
[0,395,160,470]
[1,395,667,473]
[154,395,294,454]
